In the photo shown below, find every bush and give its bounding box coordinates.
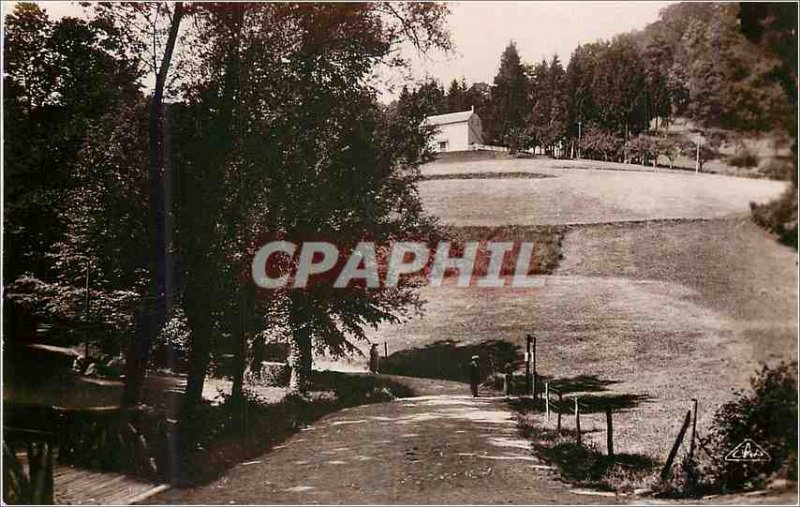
[751,186,798,248]
[705,362,798,492]
[728,149,759,168]
[761,156,795,181]
[247,361,289,387]
[149,307,191,372]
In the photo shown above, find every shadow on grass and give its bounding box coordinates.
[538,435,657,490]
[508,373,658,492]
[381,339,523,383]
[165,371,414,487]
[497,373,652,415]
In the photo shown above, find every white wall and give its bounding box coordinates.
[432,122,469,152]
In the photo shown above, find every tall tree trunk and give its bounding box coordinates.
[122,307,155,406]
[230,286,253,403]
[123,2,184,407]
[288,327,312,393]
[181,272,214,414]
[287,293,312,393]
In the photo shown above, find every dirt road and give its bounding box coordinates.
[152,376,610,504]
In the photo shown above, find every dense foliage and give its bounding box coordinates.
[3,1,451,424]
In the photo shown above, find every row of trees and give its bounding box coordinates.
[400,3,792,164]
[4,2,451,439]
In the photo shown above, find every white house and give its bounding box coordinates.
[422,108,484,152]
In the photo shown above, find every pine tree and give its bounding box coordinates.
[488,41,530,147]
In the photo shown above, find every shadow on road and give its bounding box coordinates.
[381,339,523,383]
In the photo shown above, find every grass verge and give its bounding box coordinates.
[510,397,659,494]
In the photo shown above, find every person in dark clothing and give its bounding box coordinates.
[503,362,513,398]
[369,343,380,373]
[469,355,480,397]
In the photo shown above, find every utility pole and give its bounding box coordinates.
[695,140,700,174]
[577,121,582,159]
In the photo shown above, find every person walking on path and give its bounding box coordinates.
[469,355,480,397]
[369,343,380,373]
[503,363,513,398]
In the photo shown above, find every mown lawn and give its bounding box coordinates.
[418,159,788,226]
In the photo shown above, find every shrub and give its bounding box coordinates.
[760,156,795,181]
[149,307,191,372]
[751,186,798,248]
[728,149,759,168]
[704,362,798,492]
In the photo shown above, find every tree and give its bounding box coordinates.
[488,42,529,147]
[3,3,142,283]
[566,43,602,155]
[413,78,447,115]
[51,100,152,353]
[739,2,797,246]
[445,78,470,112]
[3,3,144,362]
[640,26,673,132]
[528,55,568,156]
[581,124,624,161]
[627,135,659,167]
[170,3,451,403]
[591,35,646,138]
[93,2,186,407]
[658,135,682,169]
[527,59,550,151]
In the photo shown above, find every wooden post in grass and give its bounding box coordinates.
[532,335,538,400]
[557,392,562,432]
[545,382,550,420]
[661,410,692,480]
[384,342,388,360]
[688,399,698,460]
[606,408,614,457]
[525,335,532,396]
[575,397,581,445]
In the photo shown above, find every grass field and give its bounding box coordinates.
[354,158,797,466]
[419,158,789,226]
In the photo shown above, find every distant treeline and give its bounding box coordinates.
[398,2,795,166]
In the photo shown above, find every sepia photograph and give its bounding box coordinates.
[1,1,798,505]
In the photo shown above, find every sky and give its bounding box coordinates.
[10,1,675,100]
[397,1,674,88]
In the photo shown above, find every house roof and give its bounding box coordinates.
[422,109,477,127]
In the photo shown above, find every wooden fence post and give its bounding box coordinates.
[525,335,532,396]
[532,335,538,400]
[384,342,388,359]
[557,392,562,432]
[545,383,550,420]
[574,397,581,446]
[606,408,613,457]
[688,399,698,460]
[661,410,692,480]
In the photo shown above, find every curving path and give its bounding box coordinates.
[152,376,612,504]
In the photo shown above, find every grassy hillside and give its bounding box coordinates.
[365,217,796,460]
[348,160,797,463]
[419,159,788,226]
